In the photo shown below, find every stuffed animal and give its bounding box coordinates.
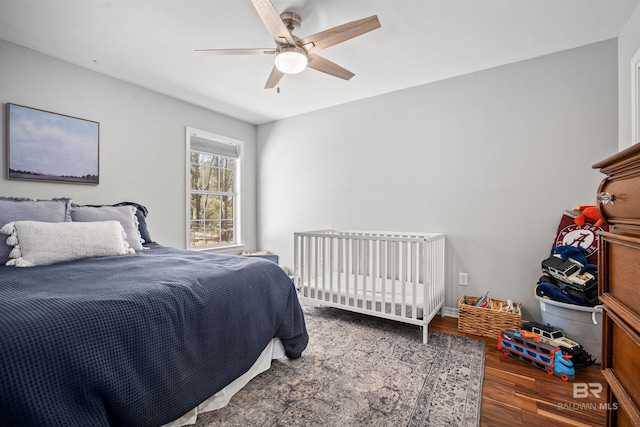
[572,205,604,227]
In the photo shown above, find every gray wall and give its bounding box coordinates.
[0,40,258,250]
[256,40,619,320]
[0,36,622,320]
[618,2,640,150]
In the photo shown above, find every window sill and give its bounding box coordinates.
[189,244,246,255]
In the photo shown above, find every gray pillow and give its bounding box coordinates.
[0,197,70,264]
[70,205,144,251]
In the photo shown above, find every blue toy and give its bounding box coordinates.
[552,246,597,274]
[498,328,575,381]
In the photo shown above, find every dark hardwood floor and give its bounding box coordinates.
[428,315,607,427]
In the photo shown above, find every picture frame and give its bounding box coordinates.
[6,103,99,184]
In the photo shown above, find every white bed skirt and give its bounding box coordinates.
[162,338,286,426]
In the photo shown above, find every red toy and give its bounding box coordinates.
[572,205,604,227]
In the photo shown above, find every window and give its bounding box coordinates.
[632,47,640,144]
[186,128,242,249]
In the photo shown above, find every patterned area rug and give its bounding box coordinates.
[196,306,485,426]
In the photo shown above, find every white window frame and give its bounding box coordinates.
[185,127,244,251]
[632,48,640,145]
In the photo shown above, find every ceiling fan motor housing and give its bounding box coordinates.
[280,12,301,32]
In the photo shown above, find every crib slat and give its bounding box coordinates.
[328,236,334,304]
[423,241,429,319]
[294,233,299,292]
[380,240,389,313]
[347,238,353,307]
[338,237,343,305]
[402,240,407,317]
[358,237,363,309]
[412,242,417,318]
[312,236,317,299]
[299,235,306,297]
[320,236,325,300]
[364,238,370,311]
[390,240,397,315]
[372,239,378,313]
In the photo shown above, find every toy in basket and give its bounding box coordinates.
[498,328,575,381]
[458,294,522,338]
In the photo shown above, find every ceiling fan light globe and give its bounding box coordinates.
[275,47,307,74]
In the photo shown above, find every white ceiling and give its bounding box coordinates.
[1,0,638,125]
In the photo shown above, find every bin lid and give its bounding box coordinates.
[535,294,602,313]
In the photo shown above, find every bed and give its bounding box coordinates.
[294,229,445,343]
[0,197,308,426]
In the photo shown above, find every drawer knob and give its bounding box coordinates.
[598,191,615,205]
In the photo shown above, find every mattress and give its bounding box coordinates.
[299,272,426,318]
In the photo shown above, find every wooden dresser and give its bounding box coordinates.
[593,144,640,427]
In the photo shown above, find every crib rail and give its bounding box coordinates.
[294,229,445,343]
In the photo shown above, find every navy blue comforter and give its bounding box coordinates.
[0,245,308,427]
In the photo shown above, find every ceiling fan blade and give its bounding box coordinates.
[299,15,381,54]
[264,66,285,89]
[194,48,275,55]
[250,0,296,46]
[307,54,354,80]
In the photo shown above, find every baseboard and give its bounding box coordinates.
[441,306,458,318]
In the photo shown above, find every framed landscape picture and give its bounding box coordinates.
[6,103,99,184]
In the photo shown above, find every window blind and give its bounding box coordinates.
[190,135,239,159]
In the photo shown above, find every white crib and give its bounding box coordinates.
[294,229,445,343]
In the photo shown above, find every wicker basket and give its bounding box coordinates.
[458,295,522,338]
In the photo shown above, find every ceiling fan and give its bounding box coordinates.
[195,0,381,89]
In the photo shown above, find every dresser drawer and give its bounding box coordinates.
[614,405,637,427]
[597,176,640,226]
[602,310,640,411]
[599,232,640,318]
[602,310,640,427]
[610,224,640,238]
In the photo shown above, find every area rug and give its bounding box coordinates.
[196,306,485,426]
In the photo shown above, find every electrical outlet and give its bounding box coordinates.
[459,272,468,286]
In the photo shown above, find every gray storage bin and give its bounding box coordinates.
[535,295,603,364]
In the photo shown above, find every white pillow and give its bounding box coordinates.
[0,220,135,267]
